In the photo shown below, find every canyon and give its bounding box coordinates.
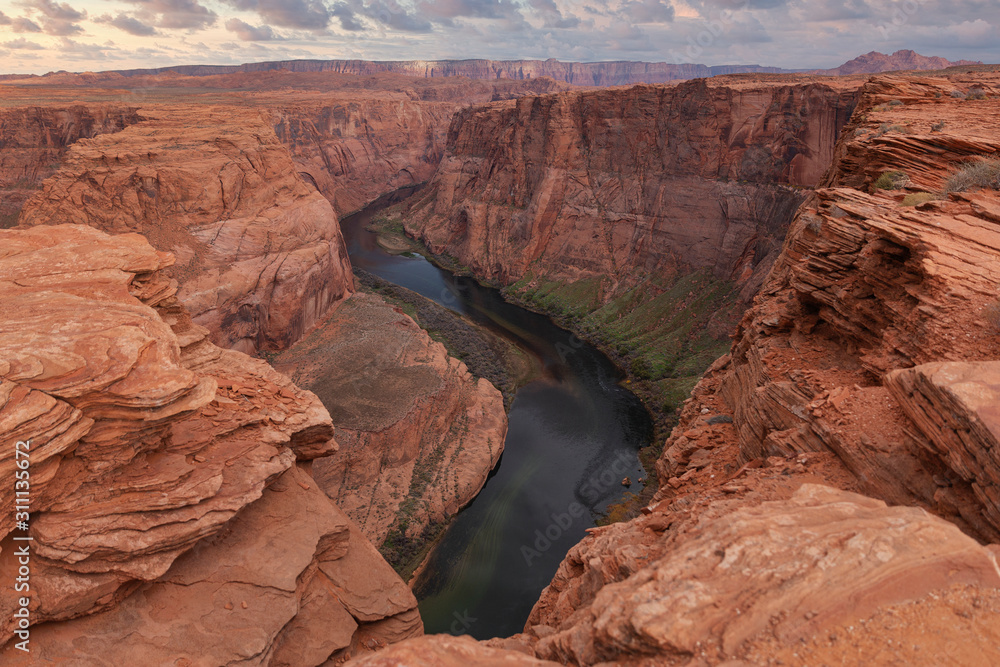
[1,58,999,666]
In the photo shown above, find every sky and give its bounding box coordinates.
[0,0,997,75]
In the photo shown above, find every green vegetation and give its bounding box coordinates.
[966,89,988,101]
[873,170,910,190]
[507,268,739,429]
[944,158,1000,193]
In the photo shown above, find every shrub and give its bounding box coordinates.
[951,90,966,99]
[888,99,904,107]
[967,89,987,100]
[944,158,1000,193]
[900,192,937,207]
[931,121,946,132]
[874,123,909,137]
[873,170,910,190]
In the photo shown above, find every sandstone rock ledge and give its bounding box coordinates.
[274,291,507,556]
[17,106,354,354]
[0,225,419,663]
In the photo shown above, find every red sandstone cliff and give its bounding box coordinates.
[16,106,354,354]
[0,105,140,224]
[405,79,858,297]
[0,224,420,663]
[477,70,1000,666]
[274,292,507,555]
[813,49,982,77]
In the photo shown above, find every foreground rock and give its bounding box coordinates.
[17,106,354,354]
[718,72,1000,540]
[346,634,556,666]
[274,291,507,562]
[524,484,1000,664]
[0,224,419,662]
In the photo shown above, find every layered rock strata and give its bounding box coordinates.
[17,106,354,354]
[0,224,419,663]
[0,105,140,223]
[405,79,858,295]
[274,292,507,555]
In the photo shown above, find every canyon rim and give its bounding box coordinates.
[1,37,1000,667]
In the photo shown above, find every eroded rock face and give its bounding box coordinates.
[0,225,419,663]
[717,72,1000,541]
[274,99,458,216]
[524,484,1000,665]
[405,79,857,295]
[345,634,557,666]
[0,105,141,223]
[274,292,507,551]
[17,106,354,354]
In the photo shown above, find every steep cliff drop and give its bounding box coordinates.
[0,224,420,663]
[273,291,508,570]
[16,106,354,355]
[0,104,141,227]
[514,70,1000,665]
[404,76,858,422]
[350,70,1000,665]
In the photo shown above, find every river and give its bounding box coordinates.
[340,191,653,640]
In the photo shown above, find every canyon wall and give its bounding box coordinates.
[273,98,458,216]
[0,105,140,225]
[106,59,788,85]
[405,79,857,292]
[0,224,420,663]
[457,70,1000,666]
[274,292,507,568]
[16,106,354,354]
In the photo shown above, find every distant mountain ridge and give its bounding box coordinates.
[810,49,981,76]
[6,51,984,86]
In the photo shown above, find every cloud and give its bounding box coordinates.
[218,0,331,30]
[94,13,159,36]
[120,0,218,30]
[331,3,365,31]
[528,0,580,28]
[224,17,279,40]
[0,12,10,25]
[3,37,44,49]
[361,0,434,32]
[11,17,43,32]
[623,0,675,23]
[20,0,86,21]
[417,0,523,21]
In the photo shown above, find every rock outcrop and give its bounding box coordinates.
[524,484,1000,664]
[718,72,1000,541]
[274,292,507,557]
[17,106,354,354]
[273,98,458,216]
[405,78,857,293]
[0,224,419,663]
[812,49,982,77]
[0,104,140,224]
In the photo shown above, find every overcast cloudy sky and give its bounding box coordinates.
[0,0,996,75]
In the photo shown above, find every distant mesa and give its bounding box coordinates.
[0,50,983,86]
